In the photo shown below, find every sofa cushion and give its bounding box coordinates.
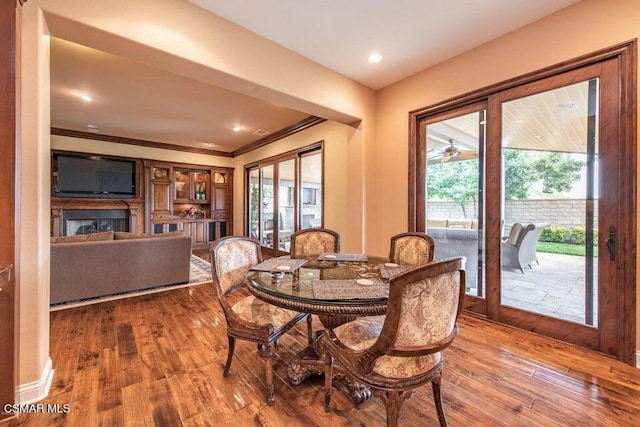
[448,219,473,229]
[52,230,114,244]
[426,218,448,228]
[506,223,523,246]
[115,230,185,240]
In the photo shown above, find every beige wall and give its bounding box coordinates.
[20,0,375,390]
[372,0,640,350]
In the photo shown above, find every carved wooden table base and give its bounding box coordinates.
[286,329,372,404]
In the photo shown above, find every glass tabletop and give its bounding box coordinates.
[247,257,389,307]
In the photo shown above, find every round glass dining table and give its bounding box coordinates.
[246,257,389,327]
[246,257,391,403]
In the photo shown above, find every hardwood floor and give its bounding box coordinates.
[11,282,640,427]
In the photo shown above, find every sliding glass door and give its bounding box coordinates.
[499,79,599,326]
[246,145,323,256]
[411,48,635,363]
[424,103,486,310]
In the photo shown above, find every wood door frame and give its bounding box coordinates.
[408,41,637,365]
[0,0,20,420]
[243,142,324,256]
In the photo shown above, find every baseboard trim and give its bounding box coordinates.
[15,357,54,404]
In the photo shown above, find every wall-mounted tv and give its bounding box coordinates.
[52,153,137,198]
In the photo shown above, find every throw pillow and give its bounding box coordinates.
[115,230,186,240]
[114,232,138,240]
[51,230,114,244]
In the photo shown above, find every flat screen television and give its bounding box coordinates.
[53,153,136,198]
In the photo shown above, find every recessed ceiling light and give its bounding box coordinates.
[78,93,95,102]
[556,103,578,110]
[232,125,241,132]
[368,53,382,63]
[86,124,98,129]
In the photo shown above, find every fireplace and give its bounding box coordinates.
[63,209,129,236]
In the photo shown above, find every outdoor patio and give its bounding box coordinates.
[500,251,597,325]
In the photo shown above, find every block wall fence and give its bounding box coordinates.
[427,199,596,229]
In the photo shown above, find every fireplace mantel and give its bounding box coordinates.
[51,198,144,237]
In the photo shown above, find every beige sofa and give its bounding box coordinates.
[51,231,192,304]
[426,218,479,290]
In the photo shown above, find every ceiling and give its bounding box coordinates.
[50,0,580,155]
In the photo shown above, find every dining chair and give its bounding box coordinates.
[289,228,340,258]
[388,232,435,266]
[210,236,311,405]
[321,257,466,427]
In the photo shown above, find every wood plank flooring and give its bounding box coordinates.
[11,281,640,427]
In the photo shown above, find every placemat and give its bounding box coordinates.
[318,253,369,262]
[378,263,414,279]
[249,258,308,272]
[311,279,389,300]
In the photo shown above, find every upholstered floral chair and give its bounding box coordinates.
[210,236,311,405]
[321,257,466,427]
[289,228,340,259]
[388,232,435,266]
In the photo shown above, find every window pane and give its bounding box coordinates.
[300,153,322,229]
[261,165,274,249]
[248,168,260,240]
[278,159,295,251]
[426,110,486,297]
[500,79,599,325]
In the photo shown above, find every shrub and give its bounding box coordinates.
[541,226,569,243]
[540,225,597,245]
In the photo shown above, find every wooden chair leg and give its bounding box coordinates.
[385,390,402,427]
[306,315,313,344]
[324,354,333,412]
[223,335,235,376]
[432,376,448,427]
[261,344,275,406]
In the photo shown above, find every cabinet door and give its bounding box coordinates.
[150,181,171,220]
[212,185,228,218]
[180,220,207,247]
[174,169,191,201]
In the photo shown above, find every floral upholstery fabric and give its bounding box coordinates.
[291,232,337,258]
[213,240,260,294]
[232,295,301,329]
[392,236,433,266]
[332,271,460,379]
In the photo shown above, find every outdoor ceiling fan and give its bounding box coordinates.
[440,139,478,164]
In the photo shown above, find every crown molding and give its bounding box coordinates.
[52,116,326,159]
[50,128,233,158]
[231,116,326,157]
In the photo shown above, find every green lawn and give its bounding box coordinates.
[536,241,598,257]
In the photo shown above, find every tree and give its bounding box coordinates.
[503,149,538,200]
[427,160,479,218]
[427,149,585,216]
[534,152,584,194]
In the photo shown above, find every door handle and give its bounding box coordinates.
[604,225,616,261]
